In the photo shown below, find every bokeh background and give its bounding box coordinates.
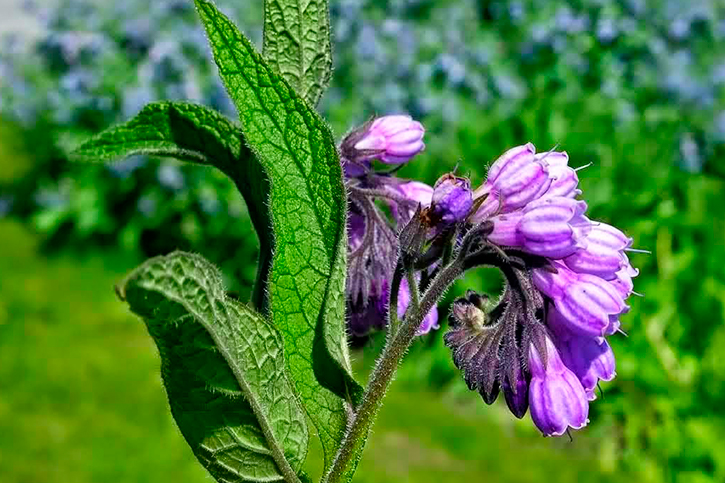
[1,0,724,482]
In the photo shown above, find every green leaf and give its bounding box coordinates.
[71,102,272,311]
[262,0,332,106]
[120,251,307,483]
[194,0,362,468]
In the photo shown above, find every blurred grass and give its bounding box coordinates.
[0,220,207,483]
[0,218,628,483]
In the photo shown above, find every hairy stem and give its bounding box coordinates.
[323,258,465,483]
[406,269,420,311]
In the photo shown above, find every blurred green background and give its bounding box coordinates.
[1,0,724,482]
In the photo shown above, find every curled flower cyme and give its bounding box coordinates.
[341,114,441,339]
[339,118,639,437]
[442,142,640,437]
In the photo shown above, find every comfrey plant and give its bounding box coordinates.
[72,0,640,481]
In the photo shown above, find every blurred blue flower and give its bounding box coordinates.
[157,163,184,191]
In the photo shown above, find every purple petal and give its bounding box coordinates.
[387,181,434,223]
[488,212,525,247]
[518,198,590,258]
[354,133,387,151]
[556,273,627,338]
[535,263,627,338]
[543,163,580,198]
[496,161,552,210]
[531,264,570,300]
[535,150,569,167]
[503,364,530,419]
[528,338,590,436]
[347,211,366,250]
[393,181,434,206]
[416,307,440,335]
[611,256,639,299]
[485,143,536,186]
[553,327,616,399]
[397,277,439,335]
[563,223,631,279]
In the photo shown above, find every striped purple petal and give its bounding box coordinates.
[528,337,590,436]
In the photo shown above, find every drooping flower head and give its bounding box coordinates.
[342,115,437,338]
[445,143,640,436]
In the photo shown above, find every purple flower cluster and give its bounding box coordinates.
[339,115,638,437]
[342,115,440,338]
[446,143,639,437]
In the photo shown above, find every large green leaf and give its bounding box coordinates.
[263,0,332,106]
[119,251,307,483]
[71,102,272,311]
[194,0,362,468]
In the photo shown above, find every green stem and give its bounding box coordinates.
[323,259,465,483]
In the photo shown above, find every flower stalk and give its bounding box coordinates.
[324,256,466,483]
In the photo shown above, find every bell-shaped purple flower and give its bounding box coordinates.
[488,196,591,259]
[353,115,425,165]
[528,336,590,436]
[472,143,553,220]
[548,309,616,400]
[430,173,473,226]
[532,261,628,338]
[564,222,632,280]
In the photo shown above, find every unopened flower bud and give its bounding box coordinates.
[342,115,425,167]
[451,296,487,332]
[429,173,473,226]
[473,143,553,220]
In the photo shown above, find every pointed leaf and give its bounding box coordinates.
[120,251,307,483]
[194,0,362,468]
[263,0,332,106]
[71,102,272,311]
